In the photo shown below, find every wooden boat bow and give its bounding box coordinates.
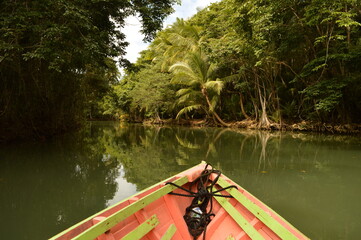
[49,162,309,240]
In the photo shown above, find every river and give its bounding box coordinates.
[0,122,360,239]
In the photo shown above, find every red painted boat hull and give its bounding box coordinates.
[50,163,309,240]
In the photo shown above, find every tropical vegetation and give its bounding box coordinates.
[1,0,361,141]
[0,0,179,141]
[113,0,361,129]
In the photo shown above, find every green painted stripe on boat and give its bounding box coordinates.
[217,177,298,240]
[122,214,159,240]
[214,196,264,240]
[72,176,188,240]
[160,224,177,240]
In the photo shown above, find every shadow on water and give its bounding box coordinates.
[1,122,360,239]
[0,123,120,240]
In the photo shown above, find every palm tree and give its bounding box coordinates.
[151,18,202,70]
[150,18,231,126]
[170,51,230,126]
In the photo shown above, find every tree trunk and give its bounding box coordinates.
[213,111,231,127]
[257,83,271,129]
[239,93,250,119]
[201,87,230,127]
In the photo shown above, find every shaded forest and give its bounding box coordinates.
[112,0,361,129]
[0,0,178,141]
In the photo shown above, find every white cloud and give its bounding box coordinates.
[164,0,219,27]
[122,15,148,63]
[121,0,219,64]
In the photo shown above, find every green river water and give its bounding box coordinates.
[1,122,361,240]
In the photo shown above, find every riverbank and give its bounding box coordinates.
[140,118,361,135]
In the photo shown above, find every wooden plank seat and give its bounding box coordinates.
[95,215,177,240]
[122,215,159,240]
[160,224,177,240]
[71,176,188,240]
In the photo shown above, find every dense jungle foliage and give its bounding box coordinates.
[0,0,179,141]
[113,0,361,127]
[1,0,361,141]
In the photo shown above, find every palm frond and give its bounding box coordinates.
[171,72,198,85]
[176,88,192,97]
[169,62,199,82]
[175,135,201,149]
[176,104,202,119]
[182,25,201,42]
[164,45,182,58]
[207,63,218,79]
[177,90,202,104]
[186,51,209,82]
[167,33,196,49]
[204,80,224,95]
[169,62,191,72]
[188,79,202,88]
[221,73,242,83]
[210,95,219,112]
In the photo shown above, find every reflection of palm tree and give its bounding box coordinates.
[175,134,201,149]
[173,127,230,164]
[204,128,229,160]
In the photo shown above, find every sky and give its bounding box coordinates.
[122,0,219,64]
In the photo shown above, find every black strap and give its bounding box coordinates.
[166,164,237,239]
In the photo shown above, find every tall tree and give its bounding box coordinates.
[191,0,361,125]
[114,0,361,127]
[0,0,179,141]
[151,18,203,70]
[170,51,229,126]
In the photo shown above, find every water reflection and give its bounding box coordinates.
[0,122,360,240]
[101,123,361,239]
[0,123,120,240]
